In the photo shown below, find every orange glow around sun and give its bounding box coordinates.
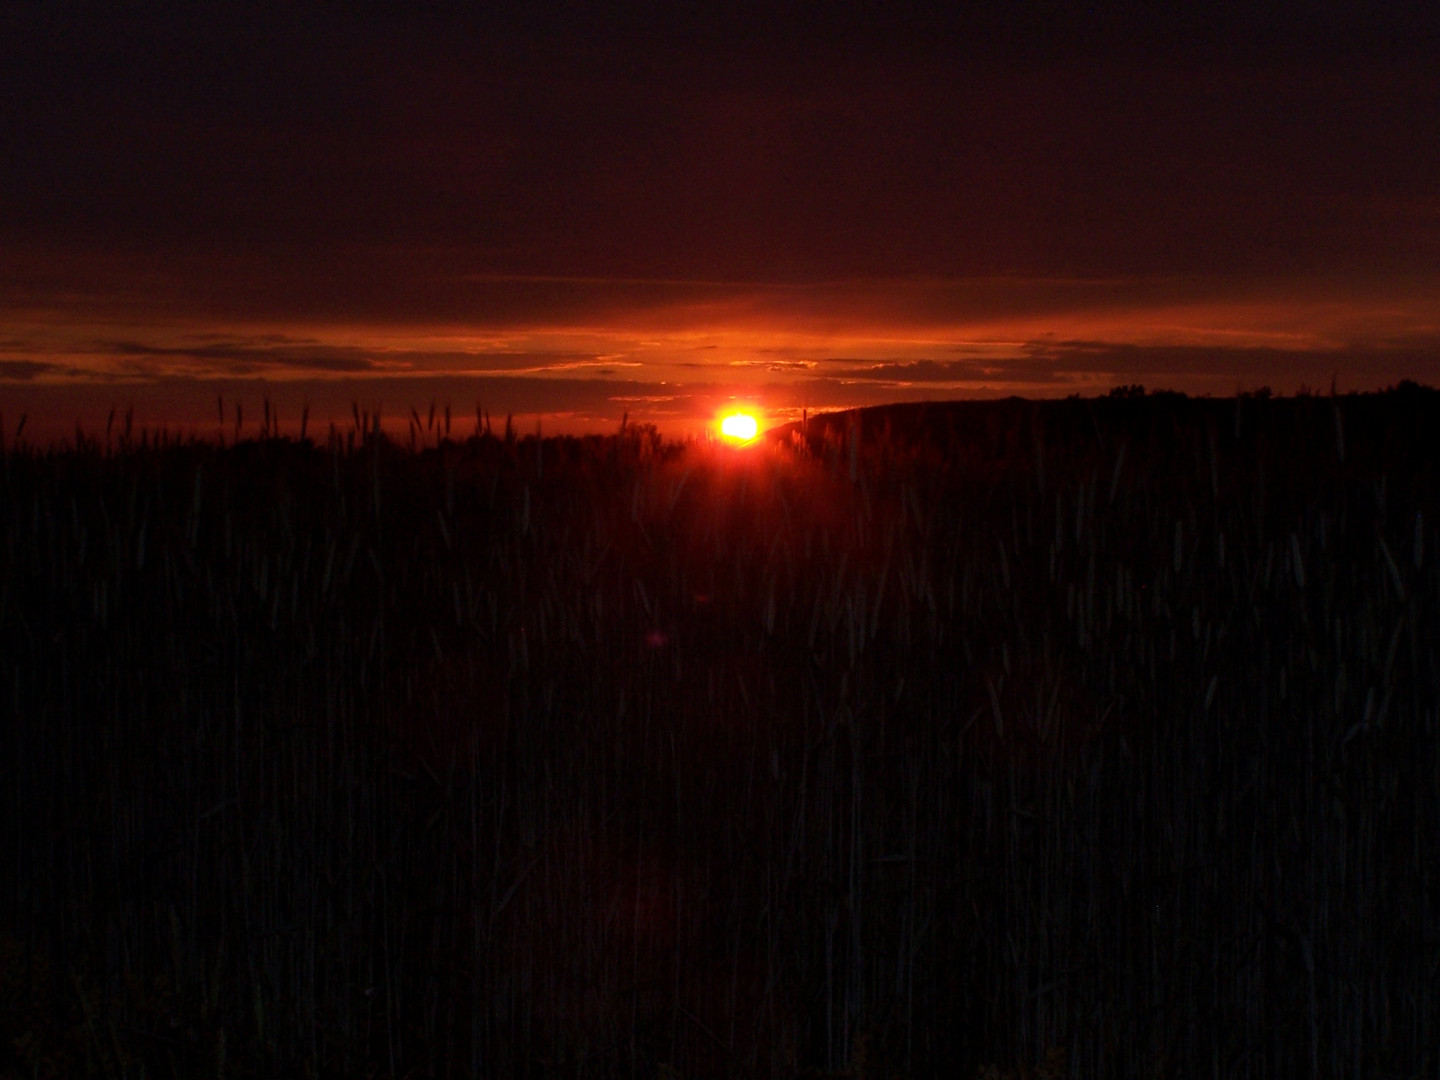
[720,412,759,442]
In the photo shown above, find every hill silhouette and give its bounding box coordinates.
[768,384,1440,474]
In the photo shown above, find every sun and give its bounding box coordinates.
[720,412,759,442]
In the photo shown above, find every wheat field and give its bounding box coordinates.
[1,388,1436,1078]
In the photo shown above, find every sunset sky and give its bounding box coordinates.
[3,4,1438,442]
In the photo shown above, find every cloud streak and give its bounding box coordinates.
[2,306,1438,443]
[0,360,59,381]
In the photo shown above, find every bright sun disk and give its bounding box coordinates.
[720,412,759,441]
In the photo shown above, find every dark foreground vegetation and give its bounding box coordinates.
[2,387,1439,1078]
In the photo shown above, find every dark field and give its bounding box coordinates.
[2,389,1439,1078]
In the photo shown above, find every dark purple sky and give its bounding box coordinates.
[3,3,1438,440]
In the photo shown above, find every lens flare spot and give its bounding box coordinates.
[720,412,759,442]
